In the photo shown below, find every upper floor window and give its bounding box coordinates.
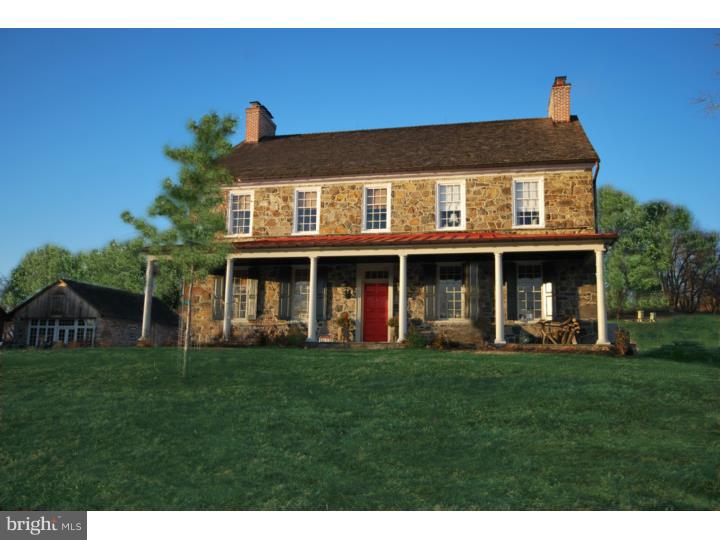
[362,184,391,232]
[512,177,544,228]
[227,191,253,236]
[436,180,466,230]
[294,187,321,234]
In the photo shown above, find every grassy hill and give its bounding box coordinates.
[1,315,718,510]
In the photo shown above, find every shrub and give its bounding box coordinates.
[404,326,428,349]
[285,326,307,347]
[429,332,461,350]
[336,312,355,343]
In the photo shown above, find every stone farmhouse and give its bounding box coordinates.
[139,76,617,346]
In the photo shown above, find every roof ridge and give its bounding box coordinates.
[63,279,144,298]
[241,116,566,143]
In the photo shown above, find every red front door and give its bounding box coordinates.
[363,282,388,342]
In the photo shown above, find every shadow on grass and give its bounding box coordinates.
[643,341,720,367]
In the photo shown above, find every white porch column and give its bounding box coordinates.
[398,254,408,342]
[307,255,318,342]
[140,256,155,343]
[595,248,610,345]
[222,258,234,341]
[494,251,506,345]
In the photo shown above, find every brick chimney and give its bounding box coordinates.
[547,76,571,123]
[245,101,276,143]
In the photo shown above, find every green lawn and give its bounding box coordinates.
[1,317,719,510]
[620,314,719,365]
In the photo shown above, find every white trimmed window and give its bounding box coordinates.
[293,187,321,234]
[27,318,96,347]
[512,177,544,228]
[436,181,466,230]
[227,191,253,236]
[517,264,543,321]
[232,271,249,320]
[437,264,464,319]
[362,184,391,232]
[291,268,310,321]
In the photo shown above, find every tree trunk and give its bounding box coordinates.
[182,266,194,379]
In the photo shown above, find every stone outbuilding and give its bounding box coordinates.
[5,279,178,347]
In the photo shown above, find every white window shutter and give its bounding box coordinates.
[542,282,554,320]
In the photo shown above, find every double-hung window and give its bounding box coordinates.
[436,181,466,230]
[512,177,544,228]
[362,184,391,232]
[437,264,464,319]
[291,268,310,321]
[227,191,253,236]
[517,264,543,321]
[294,187,321,234]
[232,273,249,320]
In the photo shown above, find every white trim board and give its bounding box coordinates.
[228,242,608,260]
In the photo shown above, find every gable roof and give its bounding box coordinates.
[223,116,599,182]
[7,279,178,327]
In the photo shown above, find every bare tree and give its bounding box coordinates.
[694,38,720,115]
[661,231,720,313]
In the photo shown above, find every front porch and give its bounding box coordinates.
[140,234,613,347]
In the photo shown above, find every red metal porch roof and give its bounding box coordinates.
[232,231,618,250]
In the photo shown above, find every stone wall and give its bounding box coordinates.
[553,253,597,320]
[232,169,595,238]
[97,318,177,347]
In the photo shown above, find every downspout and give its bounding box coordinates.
[592,159,601,233]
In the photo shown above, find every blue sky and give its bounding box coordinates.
[1,29,718,278]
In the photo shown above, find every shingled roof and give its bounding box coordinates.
[223,116,599,182]
[7,279,178,327]
[62,280,178,326]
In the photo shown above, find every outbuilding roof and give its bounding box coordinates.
[7,279,178,327]
[223,116,599,182]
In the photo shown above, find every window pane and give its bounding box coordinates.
[233,274,248,319]
[438,265,463,319]
[230,194,251,234]
[365,187,388,230]
[515,181,541,226]
[517,264,543,320]
[438,184,462,228]
[296,191,318,232]
[291,269,310,320]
